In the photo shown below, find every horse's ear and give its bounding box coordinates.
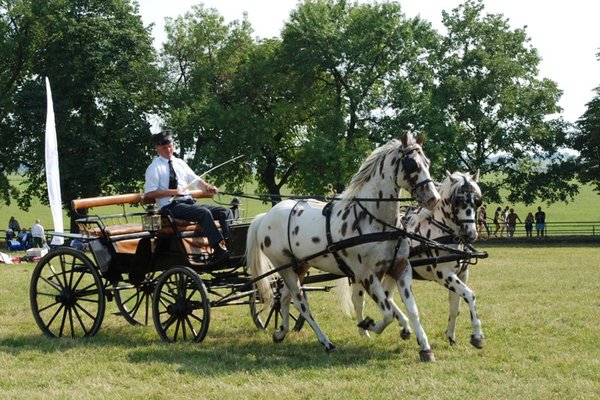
[472,169,480,182]
[416,131,426,145]
[401,131,410,147]
[446,170,458,183]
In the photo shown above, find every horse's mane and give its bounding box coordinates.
[342,138,403,200]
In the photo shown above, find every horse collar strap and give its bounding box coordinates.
[323,201,356,281]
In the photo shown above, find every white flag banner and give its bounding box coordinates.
[45,77,64,246]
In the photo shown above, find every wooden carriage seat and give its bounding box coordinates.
[72,191,219,255]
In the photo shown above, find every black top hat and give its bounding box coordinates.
[231,197,241,205]
[152,130,173,146]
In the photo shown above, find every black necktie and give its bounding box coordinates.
[168,160,178,189]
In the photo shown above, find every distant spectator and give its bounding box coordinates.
[500,206,509,237]
[17,229,32,249]
[6,216,20,242]
[70,238,88,251]
[230,197,241,222]
[524,212,534,238]
[493,206,502,237]
[506,208,522,239]
[8,216,20,233]
[477,204,490,239]
[31,219,46,247]
[535,206,546,238]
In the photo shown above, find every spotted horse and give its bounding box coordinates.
[349,170,487,349]
[246,132,441,362]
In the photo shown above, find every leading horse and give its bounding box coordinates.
[349,171,485,348]
[246,132,441,361]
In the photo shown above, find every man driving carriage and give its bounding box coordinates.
[143,130,232,264]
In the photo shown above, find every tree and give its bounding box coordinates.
[281,0,438,194]
[0,0,39,204]
[3,0,161,210]
[161,6,316,204]
[160,5,256,186]
[428,0,577,204]
[573,70,600,193]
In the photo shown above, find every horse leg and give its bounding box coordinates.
[446,282,461,346]
[382,274,411,341]
[456,268,484,348]
[355,272,403,336]
[279,270,336,352]
[434,268,484,349]
[272,281,292,343]
[391,260,434,362]
[351,282,370,337]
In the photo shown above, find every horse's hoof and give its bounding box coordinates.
[400,328,411,341]
[470,334,484,349]
[272,331,285,343]
[448,337,457,346]
[419,349,436,362]
[324,343,337,353]
[357,317,375,330]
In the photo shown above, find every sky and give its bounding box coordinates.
[137,0,600,124]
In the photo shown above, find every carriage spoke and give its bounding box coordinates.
[73,305,91,337]
[44,303,65,330]
[39,275,64,292]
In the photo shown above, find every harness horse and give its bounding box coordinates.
[349,171,486,348]
[246,132,441,361]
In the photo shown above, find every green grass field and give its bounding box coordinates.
[0,243,599,399]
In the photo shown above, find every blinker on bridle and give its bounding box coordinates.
[399,146,433,194]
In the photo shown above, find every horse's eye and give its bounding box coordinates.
[402,157,418,174]
[474,196,482,207]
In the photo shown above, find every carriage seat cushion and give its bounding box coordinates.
[90,218,220,237]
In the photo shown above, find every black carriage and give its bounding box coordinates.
[29,191,304,342]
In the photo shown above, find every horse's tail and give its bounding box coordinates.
[246,213,274,308]
[333,277,354,317]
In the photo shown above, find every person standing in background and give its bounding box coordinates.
[535,206,546,238]
[31,219,46,247]
[524,212,534,238]
[8,216,20,233]
[493,206,502,237]
[477,204,490,239]
[506,208,521,239]
[500,206,509,237]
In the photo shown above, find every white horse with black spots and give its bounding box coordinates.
[349,171,485,348]
[246,132,441,362]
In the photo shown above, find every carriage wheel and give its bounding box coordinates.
[152,266,210,343]
[113,272,156,326]
[249,279,305,332]
[30,248,106,338]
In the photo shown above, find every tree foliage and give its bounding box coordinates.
[282,0,438,194]
[428,0,577,204]
[573,72,600,193]
[1,0,161,211]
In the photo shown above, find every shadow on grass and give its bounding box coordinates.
[126,336,413,375]
[0,323,422,373]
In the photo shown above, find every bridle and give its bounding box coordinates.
[396,144,434,196]
[450,183,481,235]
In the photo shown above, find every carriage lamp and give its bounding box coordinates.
[142,204,162,231]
